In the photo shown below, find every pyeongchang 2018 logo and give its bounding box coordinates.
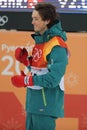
[0,16,8,26]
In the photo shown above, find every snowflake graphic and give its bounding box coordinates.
[81,112,87,128]
[2,118,23,130]
[65,71,79,87]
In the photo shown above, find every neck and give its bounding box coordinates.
[39,27,48,35]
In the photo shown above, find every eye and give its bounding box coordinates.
[32,17,39,21]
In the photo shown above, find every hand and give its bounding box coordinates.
[11,71,33,87]
[15,47,30,66]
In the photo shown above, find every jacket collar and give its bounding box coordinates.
[31,20,67,44]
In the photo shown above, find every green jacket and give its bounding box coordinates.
[26,21,68,118]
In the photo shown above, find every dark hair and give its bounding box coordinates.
[34,2,60,28]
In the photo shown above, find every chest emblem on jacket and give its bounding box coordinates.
[33,47,42,62]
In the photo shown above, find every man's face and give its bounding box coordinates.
[32,10,49,35]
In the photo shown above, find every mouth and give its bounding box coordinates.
[34,25,37,28]
[33,26,38,30]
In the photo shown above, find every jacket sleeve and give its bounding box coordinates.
[33,46,68,88]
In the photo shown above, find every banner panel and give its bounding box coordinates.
[0,31,87,130]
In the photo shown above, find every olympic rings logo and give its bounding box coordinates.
[0,16,8,26]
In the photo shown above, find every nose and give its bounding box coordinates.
[32,19,35,25]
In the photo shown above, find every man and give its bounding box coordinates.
[11,2,68,130]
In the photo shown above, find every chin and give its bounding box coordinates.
[34,29,38,32]
[34,27,39,32]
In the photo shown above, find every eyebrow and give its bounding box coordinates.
[32,16,41,19]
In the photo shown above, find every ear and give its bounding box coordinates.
[45,19,50,25]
